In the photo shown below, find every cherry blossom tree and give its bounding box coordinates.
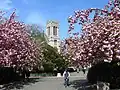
[62,0,120,66]
[0,11,42,68]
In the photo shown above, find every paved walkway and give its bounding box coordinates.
[23,72,87,90]
[1,71,88,90]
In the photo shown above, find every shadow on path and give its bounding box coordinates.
[69,79,97,90]
[0,78,43,90]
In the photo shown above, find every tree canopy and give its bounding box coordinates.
[62,0,120,66]
[0,11,42,67]
[42,44,69,72]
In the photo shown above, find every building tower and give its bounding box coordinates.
[46,20,60,52]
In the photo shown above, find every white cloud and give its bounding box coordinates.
[25,12,46,26]
[0,0,13,10]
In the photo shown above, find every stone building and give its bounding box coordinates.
[46,20,60,52]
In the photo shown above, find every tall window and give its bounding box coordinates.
[53,26,57,36]
[47,27,50,35]
[54,40,57,45]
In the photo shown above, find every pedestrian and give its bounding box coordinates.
[25,68,30,79]
[82,66,86,74]
[63,69,70,87]
[77,66,79,73]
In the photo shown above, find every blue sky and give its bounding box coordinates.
[0,0,109,40]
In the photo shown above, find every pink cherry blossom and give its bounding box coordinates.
[0,11,42,68]
[61,0,120,66]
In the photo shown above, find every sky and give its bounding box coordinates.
[0,0,109,40]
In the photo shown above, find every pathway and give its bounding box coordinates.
[23,72,87,90]
[1,71,89,90]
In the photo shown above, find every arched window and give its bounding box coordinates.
[53,26,57,36]
[54,40,57,45]
[47,27,50,35]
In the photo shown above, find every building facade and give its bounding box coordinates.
[46,20,60,52]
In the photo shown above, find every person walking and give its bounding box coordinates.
[63,69,70,87]
[82,66,86,74]
[77,66,79,73]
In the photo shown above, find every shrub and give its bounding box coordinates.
[43,62,54,73]
[110,60,120,89]
[87,61,120,89]
[87,62,112,84]
[0,67,20,84]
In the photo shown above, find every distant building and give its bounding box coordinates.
[46,20,60,52]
